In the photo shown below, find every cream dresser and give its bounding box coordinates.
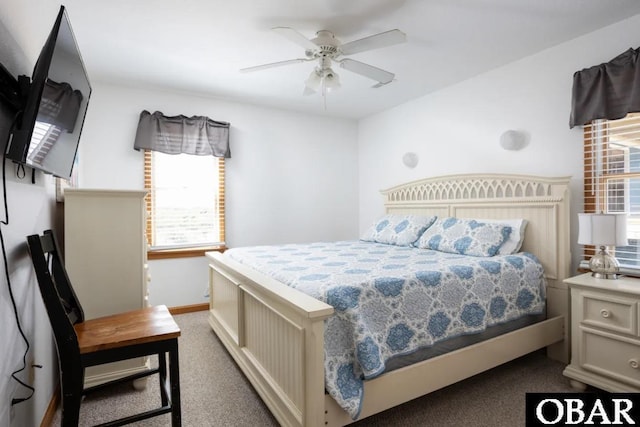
[64,189,149,387]
[563,273,640,392]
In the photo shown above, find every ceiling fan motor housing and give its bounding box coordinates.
[309,30,340,60]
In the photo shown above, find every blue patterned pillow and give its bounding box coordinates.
[361,214,437,246]
[414,217,512,257]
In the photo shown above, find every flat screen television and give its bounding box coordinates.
[5,5,91,180]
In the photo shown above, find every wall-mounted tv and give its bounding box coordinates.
[4,5,91,180]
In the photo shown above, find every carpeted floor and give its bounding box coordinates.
[51,310,576,426]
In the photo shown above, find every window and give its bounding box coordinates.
[144,150,225,258]
[27,122,62,166]
[583,113,640,271]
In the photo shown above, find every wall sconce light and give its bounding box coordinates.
[402,152,419,168]
[499,130,527,151]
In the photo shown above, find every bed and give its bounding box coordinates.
[206,173,571,426]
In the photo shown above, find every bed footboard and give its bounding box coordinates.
[206,252,333,427]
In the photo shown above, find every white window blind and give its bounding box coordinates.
[27,122,62,166]
[145,150,225,250]
[583,112,640,272]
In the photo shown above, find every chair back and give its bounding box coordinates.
[26,230,84,365]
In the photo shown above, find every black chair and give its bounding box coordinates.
[26,229,182,427]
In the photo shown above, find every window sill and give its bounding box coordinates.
[147,245,226,260]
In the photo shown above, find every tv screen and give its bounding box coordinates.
[5,5,91,180]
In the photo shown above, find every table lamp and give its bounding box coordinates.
[578,213,628,279]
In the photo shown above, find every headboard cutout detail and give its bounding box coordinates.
[382,174,569,203]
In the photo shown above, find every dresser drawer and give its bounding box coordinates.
[581,329,640,388]
[580,291,637,335]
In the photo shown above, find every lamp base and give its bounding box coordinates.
[591,271,623,280]
[589,246,622,280]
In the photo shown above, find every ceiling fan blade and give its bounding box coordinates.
[339,59,394,84]
[272,27,317,51]
[372,81,393,88]
[340,29,406,55]
[240,58,308,73]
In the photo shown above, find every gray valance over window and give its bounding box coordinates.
[38,79,83,132]
[133,110,231,157]
[570,47,640,128]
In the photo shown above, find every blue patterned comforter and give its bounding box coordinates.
[225,241,546,419]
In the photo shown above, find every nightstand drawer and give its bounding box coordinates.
[581,291,637,335]
[581,330,640,388]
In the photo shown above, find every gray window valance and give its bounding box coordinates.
[38,79,83,132]
[570,47,640,128]
[133,110,231,157]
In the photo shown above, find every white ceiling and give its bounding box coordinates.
[7,0,640,119]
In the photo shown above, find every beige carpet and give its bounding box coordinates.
[50,311,576,426]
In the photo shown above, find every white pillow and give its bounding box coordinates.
[474,218,528,255]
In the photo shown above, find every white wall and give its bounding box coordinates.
[0,18,60,427]
[358,14,640,274]
[78,83,359,306]
[2,2,638,424]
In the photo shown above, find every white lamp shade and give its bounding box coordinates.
[323,70,340,91]
[305,70,322,92]
[577,213,628,246]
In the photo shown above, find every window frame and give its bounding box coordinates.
[583,113,640,275]
[144,149,226,259]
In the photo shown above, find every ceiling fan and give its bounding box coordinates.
[241,27,407,95]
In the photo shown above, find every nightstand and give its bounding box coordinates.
[563,273,640,392]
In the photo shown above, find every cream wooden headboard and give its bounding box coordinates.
[381,174,571,285]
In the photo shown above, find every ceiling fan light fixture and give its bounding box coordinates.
[323,70,340,92]
[305,69,322,92]
[302,87,316,96]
